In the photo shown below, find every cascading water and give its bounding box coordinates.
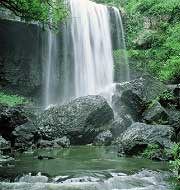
[44,30,58,107]
[112,7,130,82]
[69,0,114,97]
[44,0,129,107]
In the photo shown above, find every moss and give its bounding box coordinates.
[0,92,31,107]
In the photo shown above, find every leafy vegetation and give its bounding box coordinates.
[0,0,68,28]
[170,143,180,178]
[124,0,180,83]
[0,92,31,106]
[142,144,160,159]
[160,90,175,101]
[147,90,174,108]
[125,0,180,16]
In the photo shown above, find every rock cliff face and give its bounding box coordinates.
[0,17,66,104]
[0,9,122,104]
[0,19,43,101]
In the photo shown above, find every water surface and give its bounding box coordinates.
[0,146,176,190]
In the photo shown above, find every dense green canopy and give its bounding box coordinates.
[0,0,68,27]
[125,0,180,83]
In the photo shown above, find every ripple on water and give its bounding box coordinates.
[0,170,173,190]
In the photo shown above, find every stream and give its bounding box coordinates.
[0,146,177,190]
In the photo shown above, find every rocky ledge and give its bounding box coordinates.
[112,74,180,160]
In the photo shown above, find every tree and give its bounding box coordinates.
[0,0,68,28]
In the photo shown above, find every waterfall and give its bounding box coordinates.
[44,0,129,107]
[44,30,58,107]
[112,7,130,82]
[66,0,114,98]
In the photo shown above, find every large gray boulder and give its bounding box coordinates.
[118,122,175,155]
[12,121,37,150]
[0,105,28,140]
[115,74,166,102]
[112,74,167,121]
[36,95,114,145]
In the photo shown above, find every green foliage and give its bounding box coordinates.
[0,0,68,28]
[171,144,180,160]
[147,90,174,110]
[142,144,159,159]
[169,144,180,177]
[159,57,180,82]
[125,0,180,83]
[160,90,174,101]
[165,24,180,53]
[170,159,180,173]
[126,0,180,16]
[0,92,31,107]
[125,13,143,48]
[147,98,158,109]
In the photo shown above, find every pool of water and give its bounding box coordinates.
[0,146,177,190]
